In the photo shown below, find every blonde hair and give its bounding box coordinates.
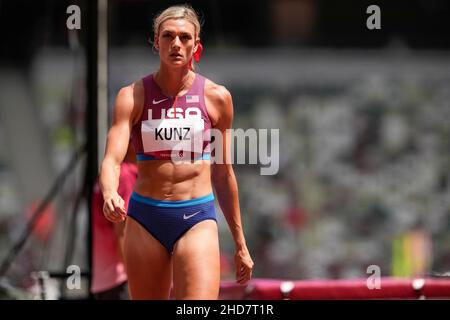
[153,5,201,39]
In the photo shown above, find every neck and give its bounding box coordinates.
[155,64,194,98]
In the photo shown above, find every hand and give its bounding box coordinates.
[103,193,127,223]
[234,245,254,285]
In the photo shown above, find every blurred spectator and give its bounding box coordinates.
[391,222,432,278]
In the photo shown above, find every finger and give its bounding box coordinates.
[237,277,246,284]
[105,203,123,222]
[114,208,125,219]
[105,206,123,222]
[116,197,125,211]
[105,213,119,223]
[116,206,126,216]
[239,267,249,278]
[236,270,248,283]
[106,209,121,221]
[104,200,115,214]
[112,210,125,221]
[240,265,248,274]
[239,267,252,281]
[112,198,126,216]
[237,273,246,282]
[109,205,122,218]
[111,198,121,211]
[107,215,120,223]
[239,274,251,284]
[119,197,126,209]
[103,205,116,222]
[235,262,241,276]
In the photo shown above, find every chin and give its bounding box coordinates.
[168,61,188,69]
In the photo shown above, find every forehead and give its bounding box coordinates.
[159,18,196,34]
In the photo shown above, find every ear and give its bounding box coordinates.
[154,35,159,50]
[194,38,200,52]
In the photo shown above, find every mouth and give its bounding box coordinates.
[169,52,183,59]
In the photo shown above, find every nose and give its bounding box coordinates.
[172,36,181,49]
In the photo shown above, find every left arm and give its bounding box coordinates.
[207,84,254,284]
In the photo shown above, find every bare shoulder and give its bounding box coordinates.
[204,78,233,127]
[114,80,144,124]
[204,78,232,106]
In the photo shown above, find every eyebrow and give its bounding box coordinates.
[161,30,193,37]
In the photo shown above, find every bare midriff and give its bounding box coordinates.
[134,159,213,201]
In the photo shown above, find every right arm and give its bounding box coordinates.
[100,83,141,222]
[112,167,137,261]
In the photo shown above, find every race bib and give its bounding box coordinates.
[141,115,205,154]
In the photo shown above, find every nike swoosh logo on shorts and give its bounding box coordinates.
[153,98,168,104]
[183,211,201,220]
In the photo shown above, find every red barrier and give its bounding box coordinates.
[219,278,450,300]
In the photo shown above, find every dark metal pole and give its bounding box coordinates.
[85,0,98,300]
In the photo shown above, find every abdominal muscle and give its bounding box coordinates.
[133,159,213,201]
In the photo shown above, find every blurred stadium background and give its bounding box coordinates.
[0,0,449,299]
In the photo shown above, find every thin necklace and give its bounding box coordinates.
[155,71,193,98]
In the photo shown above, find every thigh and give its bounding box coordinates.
[172,219,220,300]
[123,217,172,299]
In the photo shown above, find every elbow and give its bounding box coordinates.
[100,157,120,175]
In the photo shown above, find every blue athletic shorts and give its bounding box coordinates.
[127,192,217,253]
